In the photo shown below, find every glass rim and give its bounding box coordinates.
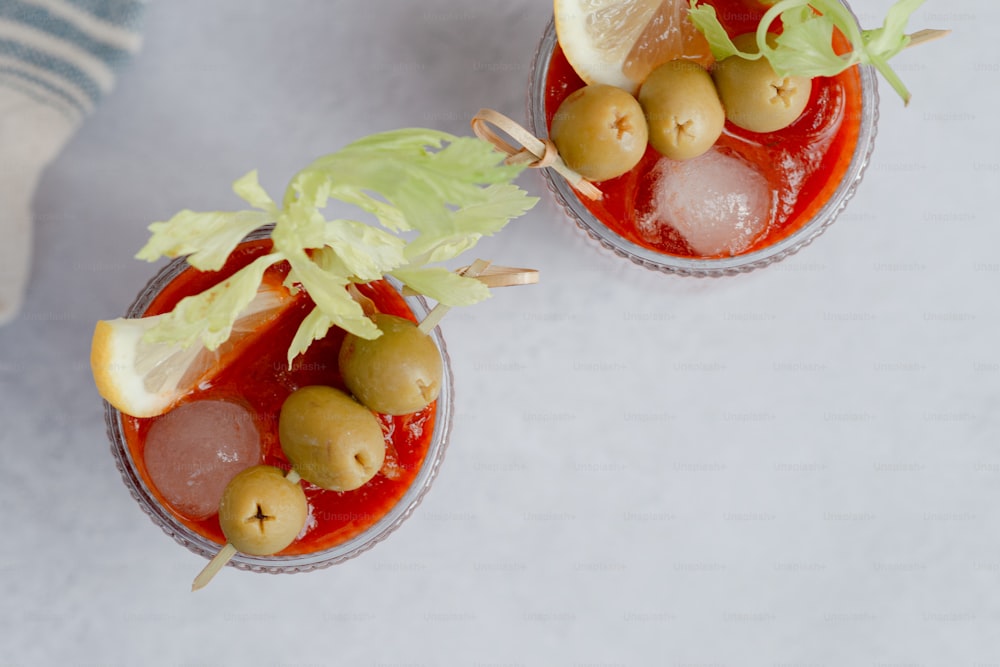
[106,228,455,574]
[526,2,880,277]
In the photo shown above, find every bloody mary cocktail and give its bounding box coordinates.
[93,128,537,585]
[528,0,879,276]
[106,230,454,573]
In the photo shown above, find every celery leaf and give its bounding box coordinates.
[135,209,271,272]
[687,0,743,61]
[143,253,282,350]
[135,129,536,364]
[390,266,491,307]
[688,0,936,104]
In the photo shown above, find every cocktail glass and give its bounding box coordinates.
[526,1,879,277]
[105,228,454,573]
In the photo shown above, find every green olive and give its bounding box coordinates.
[278,385,385,491]
[638,60,725,161]
[339,314,442,415]
[550,84,648,182]
[218,465,307,556]
[711,33,812,133]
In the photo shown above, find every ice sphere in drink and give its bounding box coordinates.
[143,400,262,521]
[637,148,771,257]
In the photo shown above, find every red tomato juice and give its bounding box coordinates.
[121,239,436,555]
[544,0,864,258]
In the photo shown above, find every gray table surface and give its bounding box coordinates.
[2,0,997,664]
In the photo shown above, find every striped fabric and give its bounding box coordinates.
[0,0,144,119]
[0,0,145,323]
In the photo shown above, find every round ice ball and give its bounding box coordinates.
[143,400,262,521]
[639,148,773,257]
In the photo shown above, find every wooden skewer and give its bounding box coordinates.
[401,264,539,297]
[191,468,302,592]
[905,29,950,49]
[417,259,492,335]
[457,264,539,289]
[191,544,237,592]
[471,108,603,201]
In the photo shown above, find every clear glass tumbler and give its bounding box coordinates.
[105,228,454,573]
[527,2,879,277]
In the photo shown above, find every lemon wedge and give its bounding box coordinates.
[91,281,295,418]
[553,0,715,93]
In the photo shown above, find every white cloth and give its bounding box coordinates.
[0,0,144,324]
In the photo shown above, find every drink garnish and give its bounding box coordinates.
[688,0,949,105]
[472,108,603,200]
[191,467,304,592]
[133,129,538,369]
